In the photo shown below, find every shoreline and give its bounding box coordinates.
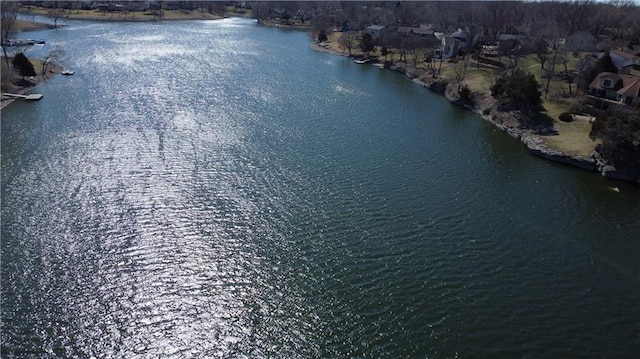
[310,42,639,185]
[18,8,224,23]
[1,63,63,110]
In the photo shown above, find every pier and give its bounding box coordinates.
[2,93,44,101]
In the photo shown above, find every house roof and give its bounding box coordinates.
[567,30,597,40]
[412,28,434,36]
[618,77,640,98]
[628,44,640,56]
[611,50,638,60]
[590,72,640,98]
[397,26,434,36]
[366,25,386,31]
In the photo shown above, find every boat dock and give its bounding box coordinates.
[2,93,44,101]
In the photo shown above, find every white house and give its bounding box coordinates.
[438,29,468,59]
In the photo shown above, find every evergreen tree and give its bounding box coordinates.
[317,28,328,43]
[583,51,618,89]
[360,33,375,56]
[595,51,618,74]
[491,70,542,113]
[12,52,36,79]
[590,108,640,177]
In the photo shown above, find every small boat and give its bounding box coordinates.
[353,59,370,64]
[61,70,74,76]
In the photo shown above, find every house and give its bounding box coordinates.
[412,26,435,38]
[438,29,468,59]
[496,34,520,55]
[623,44,640,56]
[397,25,434,38]
[364,25,386,40]
[609,50,640,74]
[565,31,599,52]
[588,72,640,109]
[126,1,149,12]
[81,1,98,10]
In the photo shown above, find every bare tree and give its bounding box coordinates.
[558,48,574,96]
[406,38,424,68]
[574,54,593,93]
[535,37,551,70]
[310,14,332,41]
[338,31,358,57]
[41,46,65,79]
[393,2,420,26]
[453,56,469,93]
[544,38,562,99]
[48,8,67,28]
[1,1,17,68]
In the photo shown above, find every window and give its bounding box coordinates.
[602,79,612,88]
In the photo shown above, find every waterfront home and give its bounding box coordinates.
[126,1,149,12]
[364,25,386,40]
[609,50,640,74]
[565,30,599,52]
[497,33,533,54]
[435,28,468,59]
[398,24,435,38]
[587,72,640,109]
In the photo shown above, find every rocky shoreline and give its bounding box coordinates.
[421,77,639,184]
[310,42,639,185]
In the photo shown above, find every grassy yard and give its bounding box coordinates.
[436,52,597,156]
[543,116,600,156]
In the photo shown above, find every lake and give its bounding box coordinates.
[1,17,639,358]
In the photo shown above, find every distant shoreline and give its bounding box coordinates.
[18,7,224,23]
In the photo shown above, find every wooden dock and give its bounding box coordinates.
[2,93,43,101]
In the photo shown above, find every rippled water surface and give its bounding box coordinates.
[2,18,639,358]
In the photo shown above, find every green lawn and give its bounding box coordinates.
[543,117,600,157]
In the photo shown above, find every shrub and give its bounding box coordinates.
[317,28,328,43]
[12,52,36,79]
[459,84,472,102]
[559,112,573,122]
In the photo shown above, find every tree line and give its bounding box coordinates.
[258,1,640,46]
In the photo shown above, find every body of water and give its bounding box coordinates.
[2,18,639,358]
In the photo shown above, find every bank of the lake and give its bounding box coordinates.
[310,40,639,184]
[19,6,223,22]
[1,20,64,110]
